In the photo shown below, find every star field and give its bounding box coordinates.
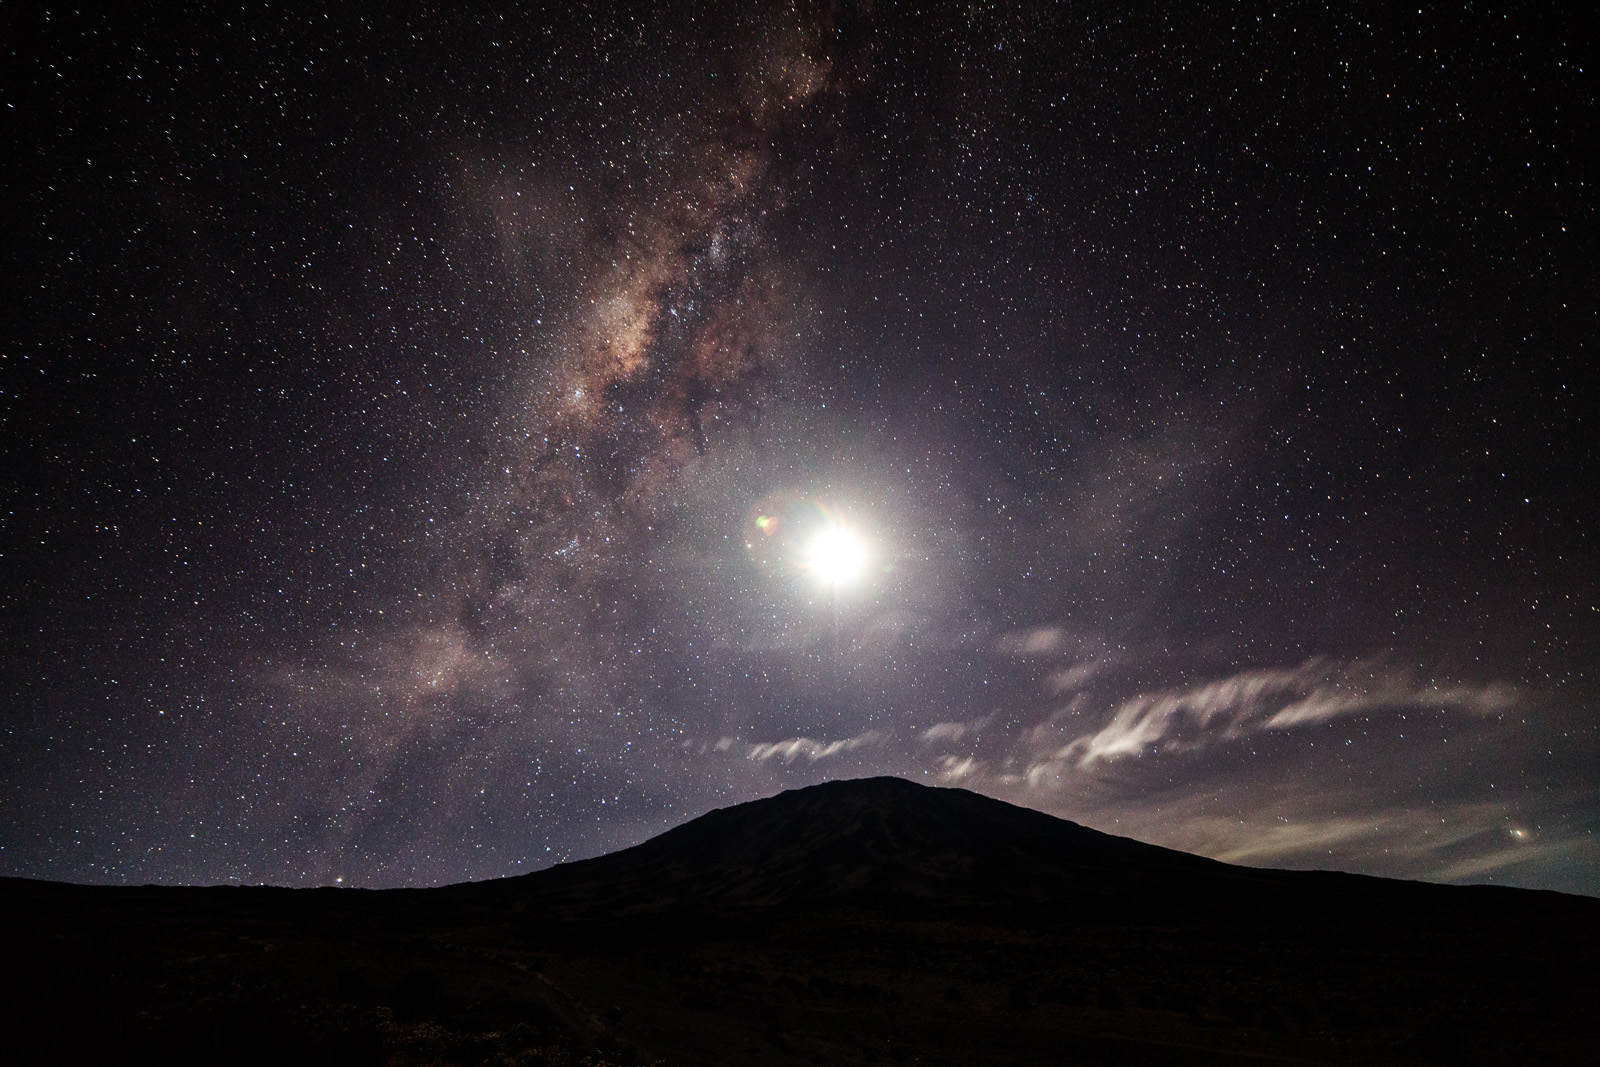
[2,2,1595,894]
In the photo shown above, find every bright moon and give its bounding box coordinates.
[804,526,868,586]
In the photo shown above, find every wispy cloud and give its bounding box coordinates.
[1263,680,1516,729]
[1058,658,1519,767]
[920,714,993,745]
[702,730,884,764]
[908,650,1582,893]
[1193,809,1491,866]
[1123,801,1585,888]
[1430,837,1584,883]
[936,755,982,781]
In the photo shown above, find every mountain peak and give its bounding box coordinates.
[501,776,1234,915]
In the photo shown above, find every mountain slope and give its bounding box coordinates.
[5,777,1598,1066]
[471,776,1467,917]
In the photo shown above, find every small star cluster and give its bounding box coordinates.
[2,2,1594,893]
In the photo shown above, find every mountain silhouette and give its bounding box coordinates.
[471,776,1486,924]
[481,776,1267,915]
[5,776,1598,1066]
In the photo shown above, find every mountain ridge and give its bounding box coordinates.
[457,775,1576,919]
[5,776,1598,1066]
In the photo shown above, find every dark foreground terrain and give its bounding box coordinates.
[4,777,1596,1065]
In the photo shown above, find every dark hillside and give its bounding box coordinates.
[4,778,1596,1065]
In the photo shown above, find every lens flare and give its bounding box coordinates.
[742,491,874,589]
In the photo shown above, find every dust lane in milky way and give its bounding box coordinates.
[3,2,1594,893]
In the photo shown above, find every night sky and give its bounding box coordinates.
[3,2,1595,895]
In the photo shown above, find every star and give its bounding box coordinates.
[3,0,1592,896]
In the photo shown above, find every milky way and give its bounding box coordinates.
[4,2,1595,893]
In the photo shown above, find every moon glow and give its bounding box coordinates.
[742,491,872,589]
[803,525,868,587]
